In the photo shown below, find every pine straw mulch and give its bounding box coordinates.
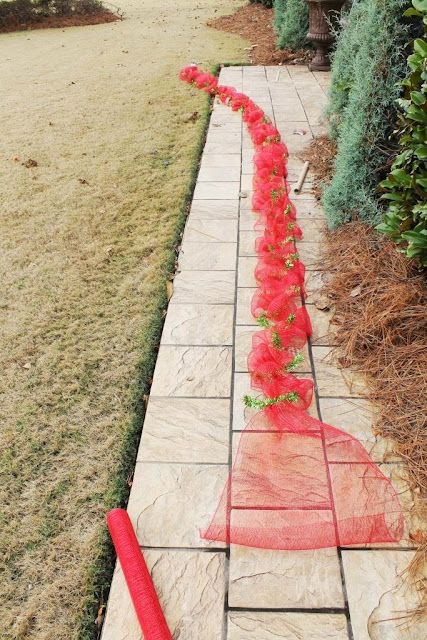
[303,134,427,614]
[0,10,120,34]
[207,3,310,66]
[300,135,337,200]
[320,223,427,614]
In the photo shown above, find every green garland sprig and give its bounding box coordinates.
[243,392,300,410]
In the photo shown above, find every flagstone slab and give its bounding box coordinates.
[239,230,258,257]
[102,550,226,640]
[150,346,232,397]
[204,141,241,154]
[306,304,336,346]
[171,271,235,304]
[138,397,229,463]
[199,154,241,168]
[293,199,326,218]
[297,241,321,269]
[227,611,349,640]
[161,303,234,346]
[178,241,237,271]
[312,346,367,398]
[228,545,344,608]
[236,287,256,325]
[198,166,241,182]
[237,257,256,288]
[189,199,239,219]
[184,218,238,243]
[127,462,228,547]
[342,550,426,640]
[239,209,256,231]
[298,217,326,240]
[305,270,329,305]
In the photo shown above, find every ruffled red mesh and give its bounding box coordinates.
[180,66,403,550]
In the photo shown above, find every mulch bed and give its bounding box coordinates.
[303,134,427,611]
[208,3,310,66]
[300,135,337,200]
[0,11,120,34]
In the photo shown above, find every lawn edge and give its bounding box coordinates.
[77,62,228,640]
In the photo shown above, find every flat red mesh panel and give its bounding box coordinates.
[180,66,403,550]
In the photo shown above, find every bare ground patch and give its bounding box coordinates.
[207,2,310,65]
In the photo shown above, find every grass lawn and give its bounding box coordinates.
[0,1,246,637]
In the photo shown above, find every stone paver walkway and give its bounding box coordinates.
[102,66,423,640]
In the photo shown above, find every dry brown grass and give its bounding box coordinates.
[0,1,247,638]
[320,222,427,617]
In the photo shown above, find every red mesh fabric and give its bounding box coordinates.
[107,509,173,639]
[180,66,403,550]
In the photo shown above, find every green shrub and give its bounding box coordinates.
[376,0,427,266]
[323,0,412,228]
[250,0,274,7]
[274,0,309,50]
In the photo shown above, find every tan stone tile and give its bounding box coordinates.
[297,242,320,269]
[102,550,226,640]
[150,346,232,397]
[294,198,325,218]
[273,105,307,121]
[199,153,241,168]
[239,230,258,256]
[178,241,237,270]
[127,462,228,547]
[229,545,344,608]
[161,304,234,346]
[227,611,349,640]
[237,257,256,287]
[239,209,256,231]
[190,199,238,219]
[138,398,229,463]
[312,346,367,397]
[320,397,392,463]
[239,191,254,210]
[198,165,241,182]
[240,174,253,192]
[275,121,313,140]
[184,219,238,243]
[171,271,235,304]
[306,304,336,346]
[342,550,426,640]
[298,217,326,241]
[194,180,240,200]
[236,287,257,325]
[305,270,326,304]
[204,141,241,154]
[206,132,241,146]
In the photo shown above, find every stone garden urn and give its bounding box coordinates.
[305,0,346,71]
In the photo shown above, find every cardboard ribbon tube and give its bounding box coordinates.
[107,509,173,640]
[294,161,310,193]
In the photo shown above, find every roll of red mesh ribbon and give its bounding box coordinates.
[106,509,172,640]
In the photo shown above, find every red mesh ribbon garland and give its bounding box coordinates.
[180,66,403,549]
[107,509,173,640]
